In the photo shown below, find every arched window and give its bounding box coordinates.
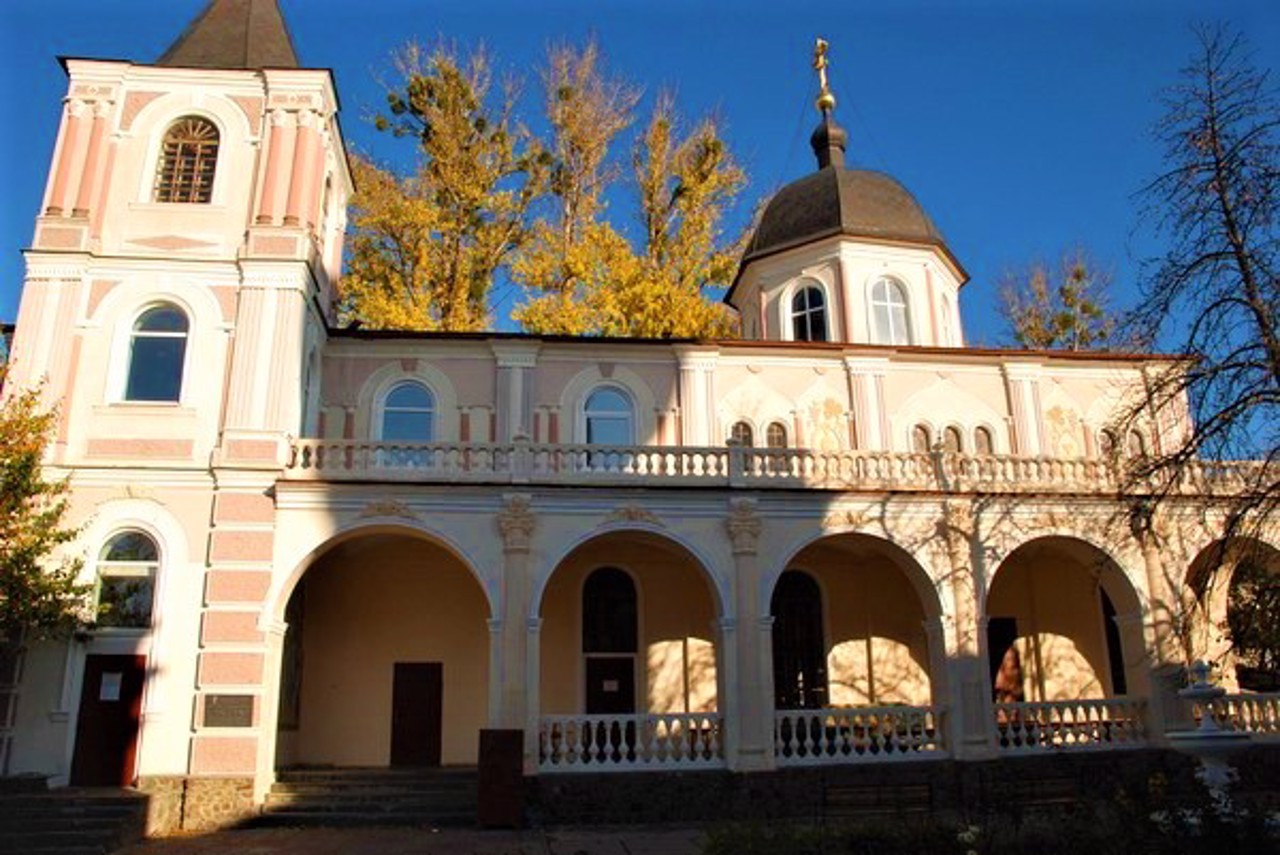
[791,286,828,342]
[583,567,638,714]
[379,381,435,441]
[96,531,159,629]
[729,421,754,447]
[974,426,994,456]
[1127,429,1147,458]
[1098,429,1118,458]
[584,387,634,446]
[771,570,826,709]
[871,277,912,345]
[766,422,788,449]
[154,116,220,203]
[943,425,963,453]
[911,424,932,453]
[125,305,188,402]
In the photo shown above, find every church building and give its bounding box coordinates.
[2,0,1274,832]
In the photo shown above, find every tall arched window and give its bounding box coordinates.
[125,305,189,402]
[974,426,995,456]
[584,387,634,446]
[943,425,963,453]
[791,286,828,342]
[729,421,754,447]
[771,570,826,709]
[154,116,220,203]
[911,424,932,453]
[96,531,159,629]
[379,381,435,441]
[583,568,638,714]
[1098,429,1118,458]
[871,277,912,345]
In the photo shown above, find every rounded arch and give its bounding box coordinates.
[766,530,946,623]
[558,365,658,445]
[354,360,460,441]
[130,93,253,205]
[986,534,1146,702]
[531,524,727,621]
[779,275,836,342]
[1184,536,1280,689]
[266,520,496,629]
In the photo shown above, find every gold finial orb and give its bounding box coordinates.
[813,37,836,112]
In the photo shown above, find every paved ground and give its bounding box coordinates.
[114,825,707,855]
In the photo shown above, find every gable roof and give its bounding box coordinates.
[156,0,299,70]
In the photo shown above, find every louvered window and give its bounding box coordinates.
[154,117,219,203]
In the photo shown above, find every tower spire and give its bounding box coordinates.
[809,37,847,169]
[156,0,299,70]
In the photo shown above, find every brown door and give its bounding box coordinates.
[585,657,635,715]
[70,655,146,786]
[390,662,442,767]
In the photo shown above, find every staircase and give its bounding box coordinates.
[0,788,146,855]
[257,767,478,828]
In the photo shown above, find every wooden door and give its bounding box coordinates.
[70,655,146,786]
[390,662,442,767]
[585,657,635,715]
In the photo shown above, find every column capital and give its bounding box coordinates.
[497,493,535,552]
[726,497,762,555]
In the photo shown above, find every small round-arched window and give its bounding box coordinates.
[1127,430,1147,458]
[766,422,788,449]
[585,387,635,446]
[154,116,220,203]
[1099,429,1118,458]
[125,305,189,402]
[730,421,754,447]
[911,424,932,453]
[791,286,828,342]
[974,426,994,456]
[96,531,159,629]
[380,381,435,441]
[943,425,963,453]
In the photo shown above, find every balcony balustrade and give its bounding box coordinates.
[1197,692,1280,738]
[994,699,1149,752]
[538,713,724,772]
[773,705,946,765]
[284,438,1264,496]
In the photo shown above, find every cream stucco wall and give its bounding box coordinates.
[285,535,489,766]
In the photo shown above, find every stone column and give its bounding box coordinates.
[676,347,719,446]
[495,494,536,766]
[284,110,318,226]
[940,499,995,758]
[1001,363,1044,456]
[491,343,540,441]
[47,99,88,215]
[523,618,543,775]
[725,498,773,771]
[72,100,110,217]
[255,110,290,225]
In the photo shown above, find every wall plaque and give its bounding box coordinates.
[204,694,254,728]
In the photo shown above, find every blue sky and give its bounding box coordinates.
[1,0,1277,344]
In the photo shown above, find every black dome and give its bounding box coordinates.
[743,166,952,263]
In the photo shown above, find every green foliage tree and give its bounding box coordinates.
[340,44,549,331]
[0,366,88,642]
[998,250,1116,350]
[1227,560,1280,689]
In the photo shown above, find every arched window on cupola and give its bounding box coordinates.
[974,426,995,456]
[871,277,913,345]
[943,425,963,453]
[125,304,189,402]
[154,116,220,203]
[911,423,932,453]
[791,286,828,342]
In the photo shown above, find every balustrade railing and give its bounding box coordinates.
[994,699,1148,752]
[774,706,945,765]
[538,713,724,771]
[285,439,1267,497]
[1199,692,1280,737]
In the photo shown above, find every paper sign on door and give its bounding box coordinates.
[603,680,619,692]
[100,672,122,701]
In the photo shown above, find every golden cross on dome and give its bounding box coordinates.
[814,37,836,113]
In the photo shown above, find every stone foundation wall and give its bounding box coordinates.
[526,749,1237,826]
[135,775,255,834]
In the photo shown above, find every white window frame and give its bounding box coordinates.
[94,530,161,632]
[870,276,914,346]
[112,301,193,405]
[581,384,636,447]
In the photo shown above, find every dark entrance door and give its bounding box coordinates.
[390,662,442,767]
[771,570,827,709]
[70,654,146,786]
[585,657,636,714]
[987,616,1020,701]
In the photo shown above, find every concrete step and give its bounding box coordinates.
[0,789,145,855]
[260,767,478,829]
[250,808,475,828]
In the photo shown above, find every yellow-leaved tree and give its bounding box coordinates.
[340,44,549,331]
[514,45,748,338]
